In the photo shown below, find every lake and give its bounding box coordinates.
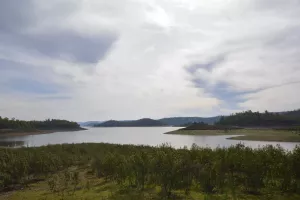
[0,127,299,150]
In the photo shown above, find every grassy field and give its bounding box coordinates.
[165,129,300,142]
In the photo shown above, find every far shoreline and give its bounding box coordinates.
[165,128,300,143]
[0,128,86,137]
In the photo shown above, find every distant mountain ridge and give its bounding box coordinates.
[79,110,300,128]
[94,118,166,127]
[78,121,103,127]
[87,116,221,127]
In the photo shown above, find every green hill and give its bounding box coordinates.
[216,110,300,127]
[94,118,166,127]
[0,117,83,134]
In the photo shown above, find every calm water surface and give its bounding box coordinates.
[0,127,299,150]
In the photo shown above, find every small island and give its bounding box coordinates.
[0,117,85,137]
[166,110,300,142]
[94,118,167,127]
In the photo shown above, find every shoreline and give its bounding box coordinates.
[165,129,300,142]
[0,128,86,137]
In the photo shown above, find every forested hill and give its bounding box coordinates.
[94,118,166,127]
[0,117,82,132]
[280,109,300,118]
[216,110,300,127]
[159,116,220,126]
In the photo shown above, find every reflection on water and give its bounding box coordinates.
[191,135,298,150]
[0,127,299,150]
[0,140,25,147]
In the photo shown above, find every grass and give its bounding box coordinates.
[165,129,300,142]
[3,167,300,200]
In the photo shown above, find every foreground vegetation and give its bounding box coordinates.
[166,128,300,142]
[1,143,300,199]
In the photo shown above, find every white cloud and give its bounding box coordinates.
[240,83,300,112]
[0,0,300,121]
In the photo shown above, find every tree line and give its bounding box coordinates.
[1,143,300,199]
[0,117,81,131]
[181,122,243,130]
[216,110,300,127]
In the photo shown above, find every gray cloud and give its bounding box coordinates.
[186,55,226,74]
[185,32,300,109]
[0,59,66,95]
[0,0,118,64]
[0,0,35,33]
[1,31,117,63]
[252,0,300,11]
[246,81,300,94]
[1,0,300,120]
[264,26,300,51]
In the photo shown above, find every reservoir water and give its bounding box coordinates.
[0,127,299,150]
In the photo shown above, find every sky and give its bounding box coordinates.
[1,0,300,121]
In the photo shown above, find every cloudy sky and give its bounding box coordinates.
[1,0,300,121]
